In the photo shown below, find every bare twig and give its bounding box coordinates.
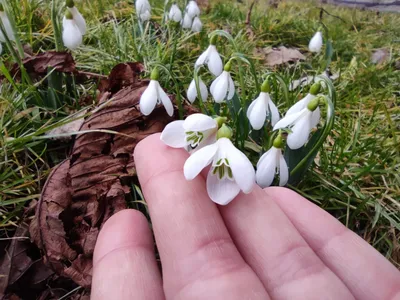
[245,0,257,25]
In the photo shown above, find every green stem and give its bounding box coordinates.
[51,0,63,51]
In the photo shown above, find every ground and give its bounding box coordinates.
[0,0,399,298]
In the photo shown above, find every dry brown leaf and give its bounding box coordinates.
[254,46,306,66]
[30,62,197,288]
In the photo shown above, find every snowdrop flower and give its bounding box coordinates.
[181,13,192,29]
[187,78,208,103]
[161,113,223,151]
[0,5,15,42]
[140,68,173,117]
[191,16,202,32]
[309,31,323,53]
[184,125,256,205]
[256,135,288,188]
[186,0,200,18]
[247,80,280,130]
[66,0,86,35]
[168,3,182,23]
[273,97,322,149]
[210,61,235,103]
[136,0,151,22]
[62,11,83,50]
[195,36,223,76]
[286,82,321,129]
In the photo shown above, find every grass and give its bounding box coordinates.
[0,0,399,272]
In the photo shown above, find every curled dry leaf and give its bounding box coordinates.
[254,46,306,67]
[30,62,197,288]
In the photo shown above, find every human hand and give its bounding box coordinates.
[92,133,400,300]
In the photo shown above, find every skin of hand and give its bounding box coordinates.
[91,133,400,300]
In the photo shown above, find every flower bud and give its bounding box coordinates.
[214,116,227,128]
[273,133,284,149]
[210,35,218,45]
[223,60,232,72]
[261,80,271,93]
[66,0,75,8]
[307,97,320,111]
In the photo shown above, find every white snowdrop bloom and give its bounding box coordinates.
[184,135,256,205]
[66,5,86,35]
[136,0,151,22]
[186,0,200,18]
[140,69,173,117]
[187,78,208,103]
[161,113,218,151]
[195,44,223,76]
[256,136,288,188]
[62,12,83,50]
[286,82,322,129]
[210,68,235,103]
[168,3,182,22]
[0,10,15,42]
[247,91,280,130]
[181,13,192,29]
[309,31,323,53]
[273,98,321,150]
[191,16,202,32]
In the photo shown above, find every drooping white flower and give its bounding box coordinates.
[181,13,192,29]
[309,31,323,53]
[0,10,15,42]
[210,70,235,103]
[184,137,256,205]
[187,78,208,103]
[256,139,288,188]
[247,92,280,130]
[136,0,151,22]
[286,82,322,129]
[191,16,202,32]
[62,13,83,50]
[273,102,320,150]
[161,113,218,151]
[140,80,174,117]
[67,6,86,35]
[186,0,200,18]
[195,44,223,76]
[168,3,182,22]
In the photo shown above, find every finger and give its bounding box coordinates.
[266,187,400,300]
[134,133,269,300]
[219,186,355,300]
[92,209,164,300]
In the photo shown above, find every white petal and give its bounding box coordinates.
[278,153,289,186]
[160,120,186,148]
[139,80,158,116]
[136,0,150,14]
[309,31,323,53]
[207,170,241,205]
[169,4,182,22]
[273,109,307,131]
[256,147,278,188]
[0,29,5,43]
[187,0,200,18]
[0,13,15,41]
[68,7,86,35]
[268,97,280,126]
[191,17,202,32]
[227,74,235,100]
[157,83,174,117]
[0,43,2,54]
[247,95,267,130]
[287,112,312,149]
[184,143,218,180]
[210,72,228,103]
[197,128,217,150]
[207,46,223,76]
[140,10,151,21]
[222,138,255,194]
[311,107,321,129]
[199,78,208,102]
[181,13,193,29]
[187,79,197,103]
[183,113,217,132]
[62,19,83,50]
[195,46,209,67]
